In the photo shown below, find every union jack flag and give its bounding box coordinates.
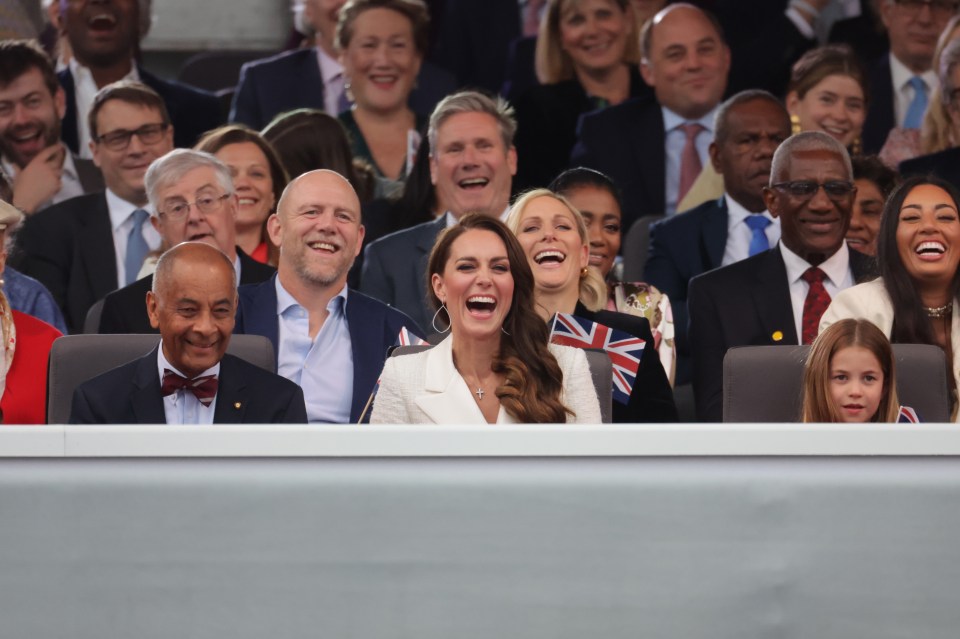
[549,313,645,405]
[897,406,920,423]
[396,326,427,347]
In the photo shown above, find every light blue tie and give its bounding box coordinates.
[903,76,928,130]
[745,215,771,256]
[124,208,149,285]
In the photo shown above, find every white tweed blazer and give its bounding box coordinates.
[370,338,602,424]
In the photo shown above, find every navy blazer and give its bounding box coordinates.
[644,196,728,385]
[59,66,222,154]
[234,276,423,423]
[861,53,896,155]
[229,48,458,130]
[98,248,276,334]
[570,97,666,233]
[688,246,878,423]
[12,191,116,333]
[360,215,445,333]
[70,349,307,424]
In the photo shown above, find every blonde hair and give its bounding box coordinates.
[505,188,607,312]
[921,16,960,154]
[801,319,901,423]
[534,0,639,84]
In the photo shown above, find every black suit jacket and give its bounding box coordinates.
[570,97,666,232]
[687,246,877,422]
[97,249,276,334]
[643,196,728,385]
[69,349,308,424]
[899,146,960,190]
[862,53,896,155]
[574,303,678,424]
[360,215,445,333]
[12,191,116,333]
[229,48,458,130]
[512,68,651,192]
[58,66,222,154]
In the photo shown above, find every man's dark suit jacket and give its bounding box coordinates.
[861,54,896,155]
[688,246,877,423]
[899,146,960,190]
[12,191,116,333]
[575,302,678,423]
[234,276,422,423]
[644,196,728,386]
[360,215,445,333]
[70,349,307,424]
[229,48,458,130]
[97,249,276,334]
[58,66,222,154]
[570,97,666,233]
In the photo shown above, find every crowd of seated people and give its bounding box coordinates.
[4,0,960,424]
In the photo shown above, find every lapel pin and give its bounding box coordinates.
[772,330,783,342]
[234,402,242,410]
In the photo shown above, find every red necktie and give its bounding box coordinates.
[161,369,218,407]
[800,267,831,345]
[678,122,705,204]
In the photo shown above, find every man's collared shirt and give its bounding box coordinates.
[889,52,937,128]
[780,240,854,341]
[69,57,139,159]
[275,278,353,423]
[721,194,781,266]
[2,146,85,211]
[443,207,511,228]
[106,188,161,288]
[316,46,346,116]
[156,344,220,425]
[663,106,717,216]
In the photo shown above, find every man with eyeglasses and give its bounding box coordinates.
[0,39,103,214]
[687,131,877,422]
[861,0,959,153]
[95,149,276,334]
[13,81,172,332]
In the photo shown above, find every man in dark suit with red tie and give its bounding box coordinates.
[688,131,877,422]
[69,242,307,424]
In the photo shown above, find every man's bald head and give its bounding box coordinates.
[152,241,235,296]
[277,169,361,221]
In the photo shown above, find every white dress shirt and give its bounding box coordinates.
[156,344,220,425]
[662,106,717,216]
[317,46,346,116]
[780,240,854,341]
[106,188,161,288]
[68,58,139,158]
[721,194,780,267]
[889,52,938,128]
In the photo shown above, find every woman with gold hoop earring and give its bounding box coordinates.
[506,188,678,423]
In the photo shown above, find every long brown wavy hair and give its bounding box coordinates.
[427,214,573,422]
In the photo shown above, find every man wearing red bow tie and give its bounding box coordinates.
[70,242,307,424]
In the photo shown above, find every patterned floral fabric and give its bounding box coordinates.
[606,281,676,387]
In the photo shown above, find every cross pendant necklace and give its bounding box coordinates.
[475,388,485,400]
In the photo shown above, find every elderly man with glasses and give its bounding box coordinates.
[14,80,173,332]
[687,131,878,422]
[95,148,276,334]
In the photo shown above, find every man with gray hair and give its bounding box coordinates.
[96,149,276,333]
[359,90,518,331]
[687,131,877,422]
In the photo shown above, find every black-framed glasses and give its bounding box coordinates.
[894,0,960,17]
[771,180,856,201]
[95,123,169,151]
[158,193,230,220]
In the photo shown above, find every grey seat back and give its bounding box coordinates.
[46,334,276,424]
[723,344,951,422]
[622,214,665,282]
[391,345,613,423]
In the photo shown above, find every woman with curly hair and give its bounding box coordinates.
[371,214,601,423]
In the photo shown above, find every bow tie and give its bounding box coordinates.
[161,369,218,407]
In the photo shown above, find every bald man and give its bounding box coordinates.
[70,242,307,424]
[235,170,422,423]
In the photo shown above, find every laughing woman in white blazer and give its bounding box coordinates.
[371,214,601,424]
